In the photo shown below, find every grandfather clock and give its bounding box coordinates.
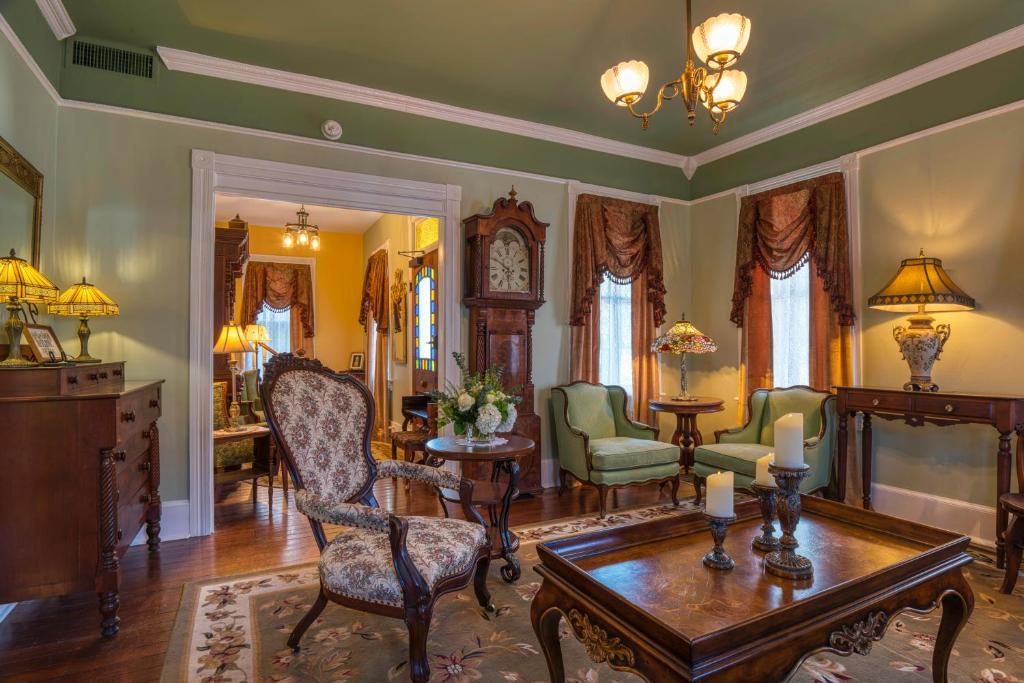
[463,188,547,494]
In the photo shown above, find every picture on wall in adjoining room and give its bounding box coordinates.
[349,351,365,371]
[391,269,408,364]
[24,324,65,363]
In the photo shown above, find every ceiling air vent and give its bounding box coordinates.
[71,39,154,79]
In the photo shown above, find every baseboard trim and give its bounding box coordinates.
[541,457,558,490]
[130,499,190,547]
[871,483,996,549]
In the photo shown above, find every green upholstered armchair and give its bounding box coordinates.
[213,380,256,468]
[550,381,681,518]
[693,386,838,499]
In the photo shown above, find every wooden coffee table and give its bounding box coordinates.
[649,396,725,472]
[531,497,973,682]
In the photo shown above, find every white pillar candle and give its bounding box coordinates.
[754,453,776,487]
[705,470,734,517]
[774,412,805,468]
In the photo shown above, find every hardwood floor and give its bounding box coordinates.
[0,475,689,682]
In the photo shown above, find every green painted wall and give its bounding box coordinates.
[1,0,63,87]
[685,105,1024,508]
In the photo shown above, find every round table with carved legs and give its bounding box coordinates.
[648,397,725,473]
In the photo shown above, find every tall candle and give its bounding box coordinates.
[705,471,734,517]
[774,412,804,467]
[754,453,776,487]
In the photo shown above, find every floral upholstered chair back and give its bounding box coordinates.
[262,355,374,502]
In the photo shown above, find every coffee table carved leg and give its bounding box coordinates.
[933,579,974,683]
[499,459,521,582]
[531,583,566,683]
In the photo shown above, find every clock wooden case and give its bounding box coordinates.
[464,189,547,494]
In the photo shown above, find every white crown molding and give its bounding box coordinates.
[34,0,75,40]
[692,24,1024,171]
[156,46,690,171]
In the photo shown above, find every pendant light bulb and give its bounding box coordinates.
[297,230,309,246]
[283,232,294,248]
[310,234,321,251]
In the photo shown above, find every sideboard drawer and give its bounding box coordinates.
[845,390,912,412]
[116,478,149,552]
[912,395,993,421]
[116,385,161,444]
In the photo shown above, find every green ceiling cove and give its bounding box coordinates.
[2,0,62,84]
[58,0,1024,156]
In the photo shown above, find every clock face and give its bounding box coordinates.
[488,227,530,293]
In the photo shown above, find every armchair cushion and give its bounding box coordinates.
[590,437,680,471]
[694,443,774,479]
[213,381,230,430]
[563,383,617,440]
[214,439,255,468]
[319,516,487,607]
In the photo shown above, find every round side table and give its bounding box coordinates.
[648,397,725,473]
[424,435,535,582]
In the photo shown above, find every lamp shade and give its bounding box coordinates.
[692,13,751,68]
[651,315,718,354]
[868,250,975,313]
[0,249,59,303]
[600,60,649,105]
[703,69,747,112]
[244,323,271,343]
[213,321,253,354]
[48,277,120,317]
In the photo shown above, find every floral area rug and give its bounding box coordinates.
[162,499,1024,682]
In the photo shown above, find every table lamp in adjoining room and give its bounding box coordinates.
[651,313,718,401]
[244,323,271,374]
[213,321,253,430]
[868,249,975,392]
[48,277,120,363]
[0,249,60,367]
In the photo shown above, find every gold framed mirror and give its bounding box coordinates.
[0,135,43,267]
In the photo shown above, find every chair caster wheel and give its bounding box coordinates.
[485,603,496,613]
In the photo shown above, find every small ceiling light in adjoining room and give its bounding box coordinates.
[283,205,321,252]
[600,0,751,134]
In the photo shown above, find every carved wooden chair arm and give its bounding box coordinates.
[377,458,463,490]
[294,489,391,532]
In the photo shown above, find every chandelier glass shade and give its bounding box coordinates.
[283,205,321,252]
[600,0,751,134]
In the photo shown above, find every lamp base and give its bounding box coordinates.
[0,299,37,368]
[893,311,949,393]
[68,316,102,364]
[70,354,102,364]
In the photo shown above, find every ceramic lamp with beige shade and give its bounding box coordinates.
[651,314,718,401]
[0,248,60,367]
[214,321,253,431]
[48,277,120,363]
[868,249,975,392]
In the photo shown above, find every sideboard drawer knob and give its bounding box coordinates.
[139,494,152,504]
[944,403,954,413]
[113,449,127,462]
[149,399,160,408]
[113,368,123,377]
[122,409,136,422]
[138,461,151,472]
[116,529,123,541]
[871,398,879,406]
[99,372,109,379]
[88,373,99,381]
[67,375,78,385]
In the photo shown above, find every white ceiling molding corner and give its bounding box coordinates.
[155,46,690,170]
[33,0,75,40]
[689,24,1024,173]
[681,157,698,180]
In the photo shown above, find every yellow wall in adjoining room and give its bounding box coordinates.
[227,223,365,373]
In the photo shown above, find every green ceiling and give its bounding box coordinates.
[58,0,1024,156]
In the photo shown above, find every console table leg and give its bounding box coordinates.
[997,431,1012,569]
[499,459,521,583]
[836,409,848,503]
[862,413,873,510]
[530,586,566,683]
[932,579,973,682]
[671,415,686,473]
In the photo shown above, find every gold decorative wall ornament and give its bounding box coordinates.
[567,608,636,668]
[600,0,750,134]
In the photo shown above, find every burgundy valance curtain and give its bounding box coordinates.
[359,250,390,333]
[729,172,855,328]
[570,194,667,329]
[240,262,315,337]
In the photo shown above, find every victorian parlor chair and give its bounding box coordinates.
[261,354,494,683]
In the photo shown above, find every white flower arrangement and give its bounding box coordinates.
[433,353,522,441]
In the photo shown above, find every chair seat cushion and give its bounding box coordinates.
[319,516,487,607]
[589,437,679,471]
[694,443,774,478]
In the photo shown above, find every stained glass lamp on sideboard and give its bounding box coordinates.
[48,277,120,363]
[0,248,60,367]
[651,313,718,401]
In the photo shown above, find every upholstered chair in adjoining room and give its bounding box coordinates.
[551,381,681,518]
[239,368,265,423]
[212,380,256,465]
[261,354,493,683]
[693,386,838,499]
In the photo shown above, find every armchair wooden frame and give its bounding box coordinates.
[261,354,493,683]
[552,380,680,518]
[694,385,836,503]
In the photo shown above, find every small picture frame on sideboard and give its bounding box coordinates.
[24,324,66,364]
[348,351,365,371]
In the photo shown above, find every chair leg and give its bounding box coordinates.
[474,555,495,612]
[694,475,704,505]
[597,484,609,519]
[288,587,328,651]
[670,475,680,507]
[406,611,432,683]
[1001,514,1024,594]
[558,469,568,496]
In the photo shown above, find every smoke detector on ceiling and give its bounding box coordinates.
[321,120,343,140]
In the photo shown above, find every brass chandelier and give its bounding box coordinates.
[600,0,751,134]
[282,205,321,251]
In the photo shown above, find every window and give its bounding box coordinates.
[257,306,291,355]
[597,278,632,390]
[769,262,810,386]
[413,266,436,371]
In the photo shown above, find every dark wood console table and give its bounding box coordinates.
[836,386,1024,568]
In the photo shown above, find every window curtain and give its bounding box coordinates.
[360,250,389,440]
[240,262,315,355]
[731,172,855,416]
[570,194,665,420]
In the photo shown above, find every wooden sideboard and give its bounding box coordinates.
[836,385,1024,568]
[0,362,164,637]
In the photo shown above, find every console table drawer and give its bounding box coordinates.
[845,390,911,412]
[116,385,161,444]
[912,395,993,420]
